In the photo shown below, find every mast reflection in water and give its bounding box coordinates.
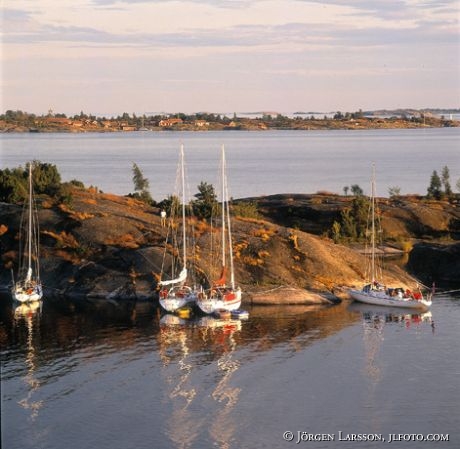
[13,301,44,421]
[1,294,459,449]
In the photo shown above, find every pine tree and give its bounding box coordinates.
[350,184,363,196]
[132,163,149,192]
[441,165,452,197]
[427,170,442,199]
[193,182,218,219]
[131,162,153,204]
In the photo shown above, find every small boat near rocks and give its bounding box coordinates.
[349,165,432,311]
[11,163,43,303]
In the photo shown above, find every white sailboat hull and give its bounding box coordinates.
[349,289,431,312]
[13,284,43,303]
[196,288,242,314]
[159,295,196,313]
[159,286,197,313]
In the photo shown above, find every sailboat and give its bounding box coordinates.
[197,145,242,314]
[12,163,43,303]
[159,145,200,313]
[349,165,432,311]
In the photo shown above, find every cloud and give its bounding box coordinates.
[2,8,33,20]
[3,0,457,51]
[89,0,253,7]
[3,17,456,53]
[2,0,458,113]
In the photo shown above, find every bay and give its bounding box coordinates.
[1,293,459,449]
[1,128,459,200]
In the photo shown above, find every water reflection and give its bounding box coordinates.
[12,301,43,421]
[1,297,363,449]
[349,302,434,388]
[158,314,243,449]
[347,303,435,436]
[156,305,359,449]
[349,302,433,333]
[349,303,434,378]
[200,318,241,449]
[159,315,200,449]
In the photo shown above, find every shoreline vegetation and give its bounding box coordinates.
[1,108,459,133]
[1,163,459,304]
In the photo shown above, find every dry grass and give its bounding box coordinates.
[314,275,336,290]
[193,219,212,238]
[58,204,72,214]
[82,198,97,205]
[236,216,267,225]
[253,227,276,242]
[288,232,300,251]
[72,211,95,220]
[57,203,94,220]
[41,199,54,209]
[290,264,305,274]
[104,233,140,249]
[54,249,81,264]
[43,230,79,249]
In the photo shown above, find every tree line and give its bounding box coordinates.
[5,109,455,129]
[1,162,458,240]
[333,165,459,243]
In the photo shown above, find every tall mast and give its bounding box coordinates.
[221,145,226,268]
[371,163,376,282]
[226,174,236,289]
[180,144,186,265]
[28,163,33,274]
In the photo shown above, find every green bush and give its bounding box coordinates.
[0,161,62,203]
[231,201,259,219]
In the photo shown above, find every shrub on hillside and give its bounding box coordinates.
[0,161,62,203]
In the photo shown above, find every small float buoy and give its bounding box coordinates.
[176,307,192,319]
[231,309,249,319]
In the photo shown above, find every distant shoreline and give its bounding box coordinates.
[1,111,458,134]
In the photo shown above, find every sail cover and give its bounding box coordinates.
[213,266,227,287]
[159,267,187,287]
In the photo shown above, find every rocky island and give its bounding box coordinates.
[1,109,458,133]
[1,181,458,304]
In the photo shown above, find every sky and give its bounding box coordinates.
[1,0,459,116]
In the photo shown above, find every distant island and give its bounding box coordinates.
[1,108,459,133]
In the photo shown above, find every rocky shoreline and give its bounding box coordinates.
[1,113,458,134]
[1,188,459,304]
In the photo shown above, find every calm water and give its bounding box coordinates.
[1,293,459,449]
[1,128,459,199]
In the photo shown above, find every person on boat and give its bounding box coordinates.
[371,281,384,290]
[413,291,422,300]
[160,210,166,227]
